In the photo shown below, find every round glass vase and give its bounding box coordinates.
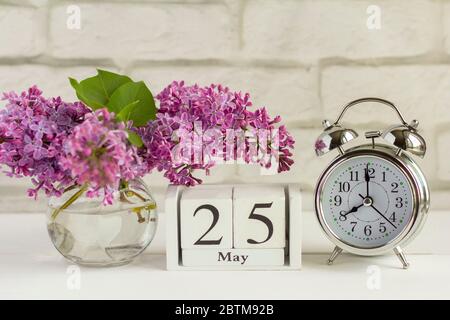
[46,178,157,267]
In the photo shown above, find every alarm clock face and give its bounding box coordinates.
[317,155,416,249]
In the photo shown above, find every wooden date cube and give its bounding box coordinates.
[233,185,286,249]
[180,186,233,249]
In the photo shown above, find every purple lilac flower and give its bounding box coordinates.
[60,109,147,205]
[0,86,89,198]
[139,81,295,186]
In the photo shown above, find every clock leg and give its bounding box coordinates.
[327,246,343,265]
[394,246,410,269]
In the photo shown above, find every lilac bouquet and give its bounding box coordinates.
[0,70,295,210]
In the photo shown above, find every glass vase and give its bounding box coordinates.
[46,178,157,267]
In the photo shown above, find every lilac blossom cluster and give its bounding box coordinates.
[0,86,89,198]
[139,81,295,186]
[60,109,147,205]
[0,87,148,204]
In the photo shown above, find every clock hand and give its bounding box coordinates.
[358,194,397,229]
[369,204,397,229]
[365,163,370,197]
[340,203,364,218]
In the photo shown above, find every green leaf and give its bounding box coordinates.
[127,130,144,147]
[69,69,132,110]
[69,70,157,127]
[97,69,132,98]
[107,81,156,127]
[69,77,102,109]
[116,100,140,122]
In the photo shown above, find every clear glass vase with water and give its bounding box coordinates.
[46,178,157,267]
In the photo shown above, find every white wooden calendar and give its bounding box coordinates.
[165,184,302,270]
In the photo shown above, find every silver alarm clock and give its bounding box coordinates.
[314,98,430,269]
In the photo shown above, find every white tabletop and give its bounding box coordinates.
[1,213,449,299]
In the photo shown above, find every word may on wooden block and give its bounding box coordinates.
[166,184,302,270]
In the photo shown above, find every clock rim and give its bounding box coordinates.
[314,144,429,256]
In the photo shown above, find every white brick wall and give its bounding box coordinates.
[49,3,235,63]
[243,0,440,62]
[0,5,45,57]
[0,0,449,213]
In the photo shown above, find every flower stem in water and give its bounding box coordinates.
[120,187,157,224]
[51,184,88,221]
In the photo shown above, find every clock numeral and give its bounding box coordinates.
[389,212,396,222]
[379,222,387,233]
[364,224,372,236]
[395,197,403,208]
[339,210,347,221]
[391,182,399,193]
[350,171,359,181]
[350,221,357,232]
[338,182,350,193]
[382,171,387,182]
[368,168,375,179]
[334,195,342,206]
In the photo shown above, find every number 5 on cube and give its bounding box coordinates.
[233,186,285,249]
